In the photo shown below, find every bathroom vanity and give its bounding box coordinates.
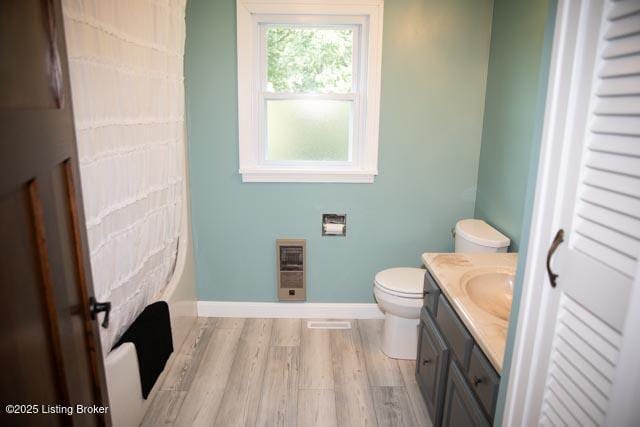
[416,253,517,426]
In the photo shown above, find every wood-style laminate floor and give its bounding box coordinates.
[142,318,432,427]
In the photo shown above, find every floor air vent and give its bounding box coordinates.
[306,321,352,330]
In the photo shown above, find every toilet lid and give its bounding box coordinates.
[374,268,425,296]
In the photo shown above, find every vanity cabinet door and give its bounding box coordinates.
[416,309,449,426]
[435,295,474,369]
[442,361,489,427]
[423,271,441,316]
[467,346,499,421]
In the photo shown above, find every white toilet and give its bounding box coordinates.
[374,267,425,359]
[374,219,510,359]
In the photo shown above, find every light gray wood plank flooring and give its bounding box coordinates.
[173,326,243,426]
[299,322,333,389]
[398,360,432,427]
[272,318,302,347]
[256,346,300,426]
[297,389,337,427]
[359,319,404,387]
[143,318,433,427]
[331,322,378,426]
[214,318,273,427]
[372,387,417,427]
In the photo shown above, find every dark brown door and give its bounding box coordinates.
[0,1,110,426]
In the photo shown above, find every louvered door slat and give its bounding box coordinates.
[585,150,640,176]
[596,74,640,95]
[588,133,640,155]
[602,32,640,58]
[545,390,576,427]
[591,115,640,135]
[593,95,640,114]
[608,0,640,20]
[598,54,640,76]
[604,13,640,39]
[541,414,551,427]
[542,403,565,427]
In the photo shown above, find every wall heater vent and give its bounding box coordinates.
[277,239,306,301]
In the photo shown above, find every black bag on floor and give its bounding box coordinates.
[113,301,173,399]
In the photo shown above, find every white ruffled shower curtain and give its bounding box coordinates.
[62,0,187,353]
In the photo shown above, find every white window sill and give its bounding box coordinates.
[239,169,377,183]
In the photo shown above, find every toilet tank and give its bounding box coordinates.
[454,219,510,253]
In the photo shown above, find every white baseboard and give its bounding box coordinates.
[197,301,384,319]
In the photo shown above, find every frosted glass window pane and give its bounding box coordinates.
[266,27,353,93]
[267,100,352,161]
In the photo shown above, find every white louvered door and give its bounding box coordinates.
[511,0,640,426]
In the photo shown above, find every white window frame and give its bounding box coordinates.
[236,0,384,183]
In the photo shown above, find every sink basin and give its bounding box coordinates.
[462,269,514,321]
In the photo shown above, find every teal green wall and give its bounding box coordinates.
[474,0,555,251]
[487,0,557,425]
[185,0,493,302]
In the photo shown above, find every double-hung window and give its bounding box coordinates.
[237,0,384,183]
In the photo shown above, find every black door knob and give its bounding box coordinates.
[89,297,111,328]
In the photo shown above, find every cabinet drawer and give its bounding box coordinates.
[442,361,490,427]
[416,310,449,427]
[435,295,473,369]
[468,346,499,420]
[423,271,441,316]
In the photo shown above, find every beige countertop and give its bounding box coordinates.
[421,252,518,373]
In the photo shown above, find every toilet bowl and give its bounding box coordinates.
[373,267,425,359]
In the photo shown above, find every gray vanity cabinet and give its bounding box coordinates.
[441,361,490,427]
[418,271,498,427]
[416,309,449,426]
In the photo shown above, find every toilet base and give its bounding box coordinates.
[381,313,420,360]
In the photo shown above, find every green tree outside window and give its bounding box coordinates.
[267,27,353,93]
